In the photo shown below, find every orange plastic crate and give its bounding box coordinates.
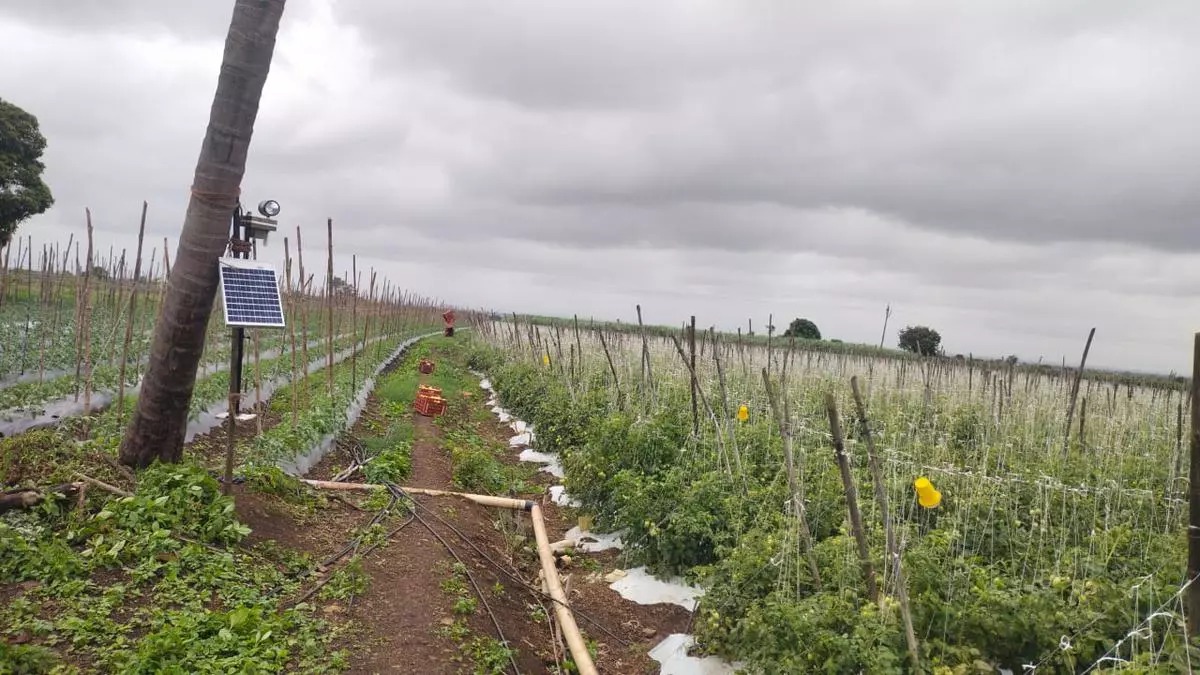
[414,395,446,417]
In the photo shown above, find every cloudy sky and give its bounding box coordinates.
[2,0,1199,373]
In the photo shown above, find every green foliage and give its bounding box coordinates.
[782,318,821,340]
[463,636,515,675]
[362,443,412,484]
[0,97,54,247]
[0,461,344,672]
[319,558,368,601]
[243,464,315,507]
[0,642,62,673]
[898,325,942,356]
[473,329,1198,672]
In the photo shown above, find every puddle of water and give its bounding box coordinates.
[609,567,703,611]
[648,634,741,675]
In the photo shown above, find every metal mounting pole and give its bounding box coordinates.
[229,207,247,415]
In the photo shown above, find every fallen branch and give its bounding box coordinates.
[73,472,133,498]
[331,458,372,483]
[0,482,83,513]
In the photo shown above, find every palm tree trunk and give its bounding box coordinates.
[119,0,286,468]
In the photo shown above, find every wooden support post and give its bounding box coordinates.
[1063,327,1096,456]
[688,315,698,435]
[1188,333,1200,638]
[851,376,919,669]
[825,392,878,605]
[762,368,821,590]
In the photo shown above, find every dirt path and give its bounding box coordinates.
[214,337,690,674]
[305,362,552,674]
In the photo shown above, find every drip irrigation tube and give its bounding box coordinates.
[306,480,599,674]
[385,483,520,675]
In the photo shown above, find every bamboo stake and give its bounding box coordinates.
[118,202,148,423]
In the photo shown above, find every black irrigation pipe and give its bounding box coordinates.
[265,489,401,601]
[395,481,632,649]
[387,482,521,675]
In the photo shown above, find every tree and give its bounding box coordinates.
[329,275,356,297]
[782,318,821,340]
[898,325,941,356]
[0,98,54,248]
[120,0,286,468]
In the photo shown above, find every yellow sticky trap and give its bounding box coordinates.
[737,405,749,422]
[913,477,941,509]
[542,354,550,366]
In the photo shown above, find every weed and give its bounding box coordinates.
[319,558,368,601]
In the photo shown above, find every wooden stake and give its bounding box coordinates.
[595,324,624,406]
[825,392,878,605]
[326,218,334,398]
[1062,327,1096,456]
[351,255,358,394]
[688,315,698,435]
[284,237,299,428]
[762,368,821,590]
[1188,333,1200,638]
[851,376,919,669]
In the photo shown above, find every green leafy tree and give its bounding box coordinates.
[898,325,941,356]
[0,98,54,247]
[782,318,821,340]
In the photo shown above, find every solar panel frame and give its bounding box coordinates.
[218,257,286,328]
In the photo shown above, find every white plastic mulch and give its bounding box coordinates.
[649,634,743,675]
[608,566,704,612]
[477,376,738,674]
[563,525,625,552]
[549,485,581,507]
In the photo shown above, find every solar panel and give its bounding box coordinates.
[218,257,286,328]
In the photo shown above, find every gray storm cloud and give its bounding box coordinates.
[1,0,1199,372]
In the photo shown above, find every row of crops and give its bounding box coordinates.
[0,271,444,672]
[467,317,1191,673]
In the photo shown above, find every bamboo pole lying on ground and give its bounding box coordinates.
[302,479,597,673]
